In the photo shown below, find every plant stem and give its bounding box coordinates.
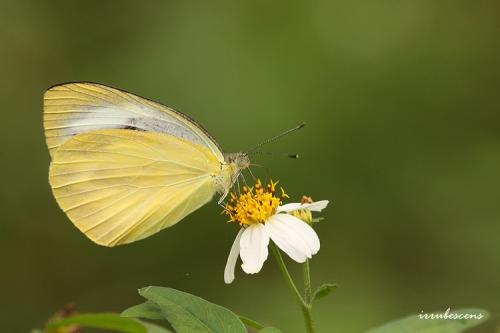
[303,259,312,304]
[270,244,304,305]
[302,259,315,333]
[271,243,315,333]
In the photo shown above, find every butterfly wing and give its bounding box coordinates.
[43,82,224,161]
[49,129,221,246]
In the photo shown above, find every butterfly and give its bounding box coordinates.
[43,82,256,247]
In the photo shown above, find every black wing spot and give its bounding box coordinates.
[122,118,145,131]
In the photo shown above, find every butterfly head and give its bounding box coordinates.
[224,152,250,173]
[215,153,250,203]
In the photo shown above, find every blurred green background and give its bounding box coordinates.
[1,1,499,332]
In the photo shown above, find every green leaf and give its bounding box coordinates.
[47,313,147,333]
[312,283,337,301]
[139,286,246,333]
[138,320,173,333]
[123,301,163,320]
[366,308,489,333]
[259,327,282,333]
[238,315,265,329]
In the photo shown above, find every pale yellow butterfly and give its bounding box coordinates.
[44,82,252,247]
[44,82,302,247]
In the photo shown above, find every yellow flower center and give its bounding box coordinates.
[224,180,289,226]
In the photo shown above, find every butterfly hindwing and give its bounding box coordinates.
[49,129,220,246]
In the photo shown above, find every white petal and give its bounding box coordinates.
[277,200,329,213]
[281,214,320,255]
[265,214,320,263]
[239,223,270,274]
[276,203,302,212]
[224,228,244,284]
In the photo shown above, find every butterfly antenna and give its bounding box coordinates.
[249,151,300,159]
[246,122,305,154]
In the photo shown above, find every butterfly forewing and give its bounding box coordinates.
[44,82,224,161]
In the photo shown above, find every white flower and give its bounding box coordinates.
[224,198,329,284]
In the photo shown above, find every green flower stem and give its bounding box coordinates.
[303,259,312,304]
[271,243,315,333]
[270,243,304,304]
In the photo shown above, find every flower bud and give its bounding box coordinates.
[291,195,315,224]
[292,209,313,224]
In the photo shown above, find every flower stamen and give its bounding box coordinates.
[224,179,288,226]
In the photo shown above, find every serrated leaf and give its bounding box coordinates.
[47,313,147,333]
[259,327,282,333]
[312,283,337,301]
[139,286,246,333]
[123,301,163,320]
[366,308,489,333]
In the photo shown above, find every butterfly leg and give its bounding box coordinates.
[218,189,230,205]
[247,166,257,181]
[240,172,249,188]
[249,163,271,182]
[235,175,241,195]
